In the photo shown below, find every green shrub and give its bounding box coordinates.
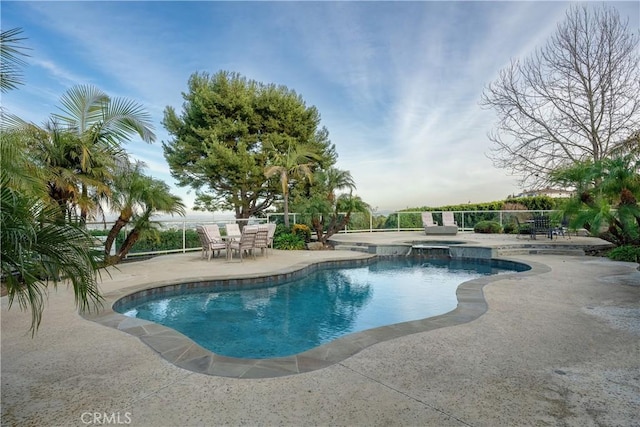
[128,229,200,252]
[274,223,290,238]
[503,222,516,234]
[273,232,306,250]
[474,220,502,234]
[607,245,640,263]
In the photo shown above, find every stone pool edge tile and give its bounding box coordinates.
[80,256,549,379]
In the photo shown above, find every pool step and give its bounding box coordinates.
[496,248,585,256]
[333,244,371,253]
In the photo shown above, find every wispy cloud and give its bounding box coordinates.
[3,1,638,213]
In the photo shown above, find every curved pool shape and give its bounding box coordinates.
[115,258,529,359]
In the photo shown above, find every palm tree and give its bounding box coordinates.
[551,154,640,245]
[264,143,320,228]
[335,193,370,230]
[50,85,156,224]
[27,122,116,222]
[0,30,104,334]
[324,167,356,203]
[1,131,102,334]
[104,161,186,264]
[0,127,46,197]
[296,167,368,246]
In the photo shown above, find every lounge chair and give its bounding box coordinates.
[228,226,258,261]
[422,212,437,228]
[422,211,457,235]
[442,211,457,227]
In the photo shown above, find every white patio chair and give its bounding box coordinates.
[228,226,258,261]
[224,223,242,240]
[253,225,270,257]
[266,222,277,251]
[203,224,226,259]
[196,225,226,261]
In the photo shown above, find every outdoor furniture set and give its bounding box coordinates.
[196,223,276,262]
[515,215,569,240]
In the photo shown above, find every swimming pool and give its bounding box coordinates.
[115,258,528,359]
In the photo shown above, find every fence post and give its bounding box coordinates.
[182,221,186,253]
[397,212,400,232]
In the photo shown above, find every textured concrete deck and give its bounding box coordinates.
[2,232,639,426]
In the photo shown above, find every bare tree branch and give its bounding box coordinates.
[481,4,640,188]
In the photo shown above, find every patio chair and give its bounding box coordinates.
[204,224,222,241]
[196,225,226,261]
[224,223,242,240]
[196,226,210,260]
[266,222,277,251]
[203,224,226,258]
[253,225,270,257]
[228,226,258,261]
[442,211,457,227]
[531,215,552,240]
[551,217,570,240]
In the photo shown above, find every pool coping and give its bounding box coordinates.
[81,254,550,379]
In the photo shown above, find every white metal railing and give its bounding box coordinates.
[89,210,561,259]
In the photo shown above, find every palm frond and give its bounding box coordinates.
[0,28,30,92]
[1,185,103,334]
[53,85,109,132]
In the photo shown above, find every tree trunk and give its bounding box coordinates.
[314,211,352,246]
[113,229,141,264]
[312,217,325,245]
[104,215,130,263]
[80,184,88,227]
[283,193,290,228]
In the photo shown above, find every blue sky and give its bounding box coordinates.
[3,1,639,215]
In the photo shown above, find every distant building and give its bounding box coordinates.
[515,187,573,198]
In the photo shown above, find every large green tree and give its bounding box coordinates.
[163,71,336,219]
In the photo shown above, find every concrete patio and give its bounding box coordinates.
[2,232,639,426]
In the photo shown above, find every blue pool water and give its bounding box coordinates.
[116,258,526,359]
